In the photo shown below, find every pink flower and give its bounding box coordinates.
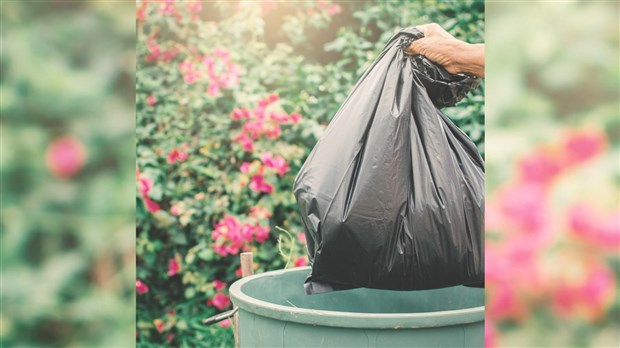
[213,280,226,291]
[207,82,220,97]
[212,48,230,61]
[294,256,308,267]
[485,320,497,348]
[147,95,157,106]
[185,1,202,21]
[143,197,161,213]
[240,162,251,174]
[561,128,607,167]
[327,4,341,16]
[258,93,279,107]
[517,148,564,184]
[166,333,175,343]
[231,107,250,121]
[269,111,289,123]
[136,1,149,22]
[161,48,177,62]
[249,175,274,194]
[263,123,281,139]
[234,133,254,152]
[568,204,620,252]
[145,36,161,62]
[179,60,201,84]
[168,258,180,277]
[495,183,549,237]
[212,293,231,310]
[253,224,270,243]
[167,148,188,164]
[138,177,153,196]
[153,319,165,333]
[550,256,616,321]
[45,136,87,179]
[219,318,232,328]
[289,112,302,124]
[260,152,290,177]
[297,232,307,244]
[136,280,149,295]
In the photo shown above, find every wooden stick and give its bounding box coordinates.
[240,252,254,277]
[234,252,253,348]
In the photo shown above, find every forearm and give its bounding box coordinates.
[454,43,484,78]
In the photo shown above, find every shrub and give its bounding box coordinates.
[136,1,484,346]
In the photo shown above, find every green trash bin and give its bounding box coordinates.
[229,267,484,347]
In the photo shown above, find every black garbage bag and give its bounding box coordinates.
[293,27,484,295]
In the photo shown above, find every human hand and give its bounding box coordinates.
[405,23,484,78]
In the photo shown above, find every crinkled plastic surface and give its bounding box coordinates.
[293,27,484,295]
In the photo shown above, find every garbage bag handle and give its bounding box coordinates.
[385,26,424,49]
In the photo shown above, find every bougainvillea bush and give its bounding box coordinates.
[485,2,619,347]
[136,1,484,346]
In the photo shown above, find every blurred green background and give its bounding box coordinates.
[1,1,135,347]
[486,1,619,347]
[135,1,482,347]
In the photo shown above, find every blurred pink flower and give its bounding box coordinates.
[147,95,157,106]
[294,257,308,267]
[167,148,188,164]
[240,162,251,174]
[517,148,564,184]
[212,215,250,257]
[297,232,307,244]
[551,256,616,322]
[494,182,550,238]
[260,152,290,177]
[213,280,226,291]
[136,1,149,22]
[568,204,620,251]
[136,280,149,295]
[170,202,183,216]
[234,133,254,152]
[212,293,231,310]
[316,1,341,16]
[487,282,530,322]
[153,319,165,333]
[263,123,282,139]
[185,1,202,21]
[258,93,279,108]
[219,318,232,328]
[561,128,607,167]
[269,111,289,123]
[143,197,161,213]
[167,258,180,277]
[179,60,201,84]
[145,36,161,62]
[166,333,175,343]
[253,224,270,243]
[485,320,497,348]
[289,112,302,124]
[138,177,153,196]
[207,82,220,97]
[249,174,274,194]
[231,107,250,121]
[159,0,180,20]
[45,136,87,179]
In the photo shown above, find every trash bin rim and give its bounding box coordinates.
[229,267,485,329]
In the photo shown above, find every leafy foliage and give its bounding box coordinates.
[1,2,135,347]
[136,1,484,346]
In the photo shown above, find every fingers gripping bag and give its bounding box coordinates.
[293,27,484,294]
